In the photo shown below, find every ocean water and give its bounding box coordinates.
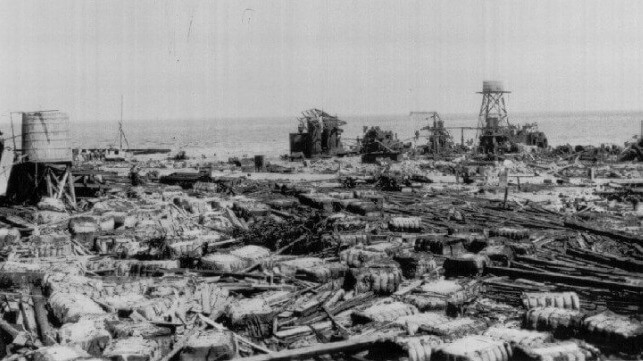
[68,111,643,159]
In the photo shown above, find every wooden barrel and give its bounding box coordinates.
[21,111,71,163]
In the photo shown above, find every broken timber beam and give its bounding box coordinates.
[486,266,643,292]
[564,219,643,246]
[32,287,54,345]
[238,334,398,361]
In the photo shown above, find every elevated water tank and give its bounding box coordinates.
[21,111,72,163]
[482,81,506,93]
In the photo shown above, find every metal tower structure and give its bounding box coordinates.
[476,81,513,154]
[477,81,511,129]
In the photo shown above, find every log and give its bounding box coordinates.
[564,219,643,246]
[225,208,248,231]
[486,266,643,292]
[198,313,271,354]
[238,334,399,361]
[515,256,635,278]
[274,321,333,339]
[0,318,20,339]
[206,238,242,250]
[218,284,296,292]
[162,268,283,280]
[566,248,643,273]
[295,292,376,326]
[18,299,35,335]
[322,305,350,337]
[32,288,55,346]
[275,235,307,255]
[393,280,423,296]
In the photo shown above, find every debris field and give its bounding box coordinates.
[0,155,642,361]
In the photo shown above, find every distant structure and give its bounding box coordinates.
[6,110,76,206]
[358,126,410,163]
[419,112,455,154]
[476,81,547,154]
[477,81,512,154]
[290,109,346,158]
[478,81,510,129]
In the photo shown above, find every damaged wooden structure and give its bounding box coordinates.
[359,126,410,163]
[289,109,346,159]
[6,111,76,206]
[417,112,458,155]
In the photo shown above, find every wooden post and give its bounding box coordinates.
[55,168,69,199]
[67,164,76,205]
[45,169,53,197]
[49,173,60,196]
[461,128,464,147]
[34,162,38,189]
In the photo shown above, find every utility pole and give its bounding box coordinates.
[119,94,124,149]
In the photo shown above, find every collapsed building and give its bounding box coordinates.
[289,109,346,159]
[620,135,643,162]
[416,112,457,155]
[358,127,411,163]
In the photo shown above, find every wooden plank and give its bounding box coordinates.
[55,168,70,199]
[32,288,54,345]
[486,266,643,292]
[45,170,53,197]
[564,219,643,246]
[67,165,77,205]
[239,334,398,361]
[198,314,272,354]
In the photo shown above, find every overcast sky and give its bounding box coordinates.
[1,0,642,122]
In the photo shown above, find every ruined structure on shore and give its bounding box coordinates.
[477,81,548,154]
[289,109,346,159]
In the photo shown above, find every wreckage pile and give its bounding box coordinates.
[0,157,642,361]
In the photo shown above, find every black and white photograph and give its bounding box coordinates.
[0,1,641,360]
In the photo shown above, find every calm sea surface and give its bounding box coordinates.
[66,111,643,158]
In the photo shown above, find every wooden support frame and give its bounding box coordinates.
[41,163,77,207]
[6,162,75,206]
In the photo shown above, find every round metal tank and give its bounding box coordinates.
[21,111,72,163]
[482,81,505,93]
